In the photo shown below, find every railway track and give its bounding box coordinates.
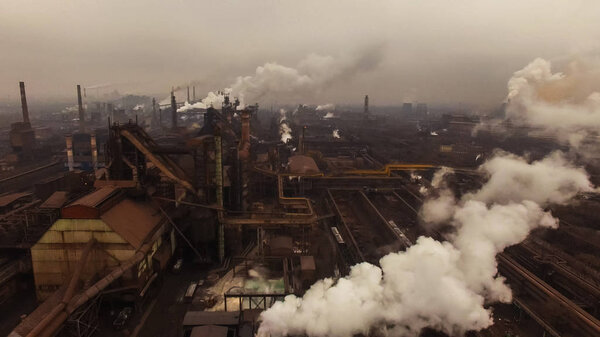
[498,253,600,337]
[327,189,408,265]
[362,191,417,245]
[385,184,600,336]
[507,240,600,318]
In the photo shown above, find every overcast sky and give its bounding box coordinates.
[1,0,599,108]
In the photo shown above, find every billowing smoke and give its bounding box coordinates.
[505,57,600,150]
[323,112,335,119]
[316,103,335,111]
[133,104,144,111]
[279,109,292,143]
[258,151,595,337]
[195,47,382,108]
[332,129,340,139]
[177,91,226,112]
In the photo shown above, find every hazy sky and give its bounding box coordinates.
[1,0,599,108]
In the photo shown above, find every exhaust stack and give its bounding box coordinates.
[170,90,177,129]
[298,125,307,154]
[66,135,74,171]
[91,133,98,171]
[19,82,30,124]
[77,85,85,131]
[238,109,251,160]
[364,94,369,116]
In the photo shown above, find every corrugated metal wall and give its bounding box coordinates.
[31,219,135,300]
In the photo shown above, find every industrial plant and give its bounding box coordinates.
[2,2,600,337]
[0,76,598,337]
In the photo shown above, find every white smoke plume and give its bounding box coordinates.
[177,91,227,112]
[133,104,144,111]
[316,103,335,111]
[258,151,595,337]
[197,47,382,108]
[279,109,292,143]
[505,57,600,150]
[332,129,340,139]
[323,112,335,119]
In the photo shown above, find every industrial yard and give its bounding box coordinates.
[0,81,598,337]
[3,2,600,337]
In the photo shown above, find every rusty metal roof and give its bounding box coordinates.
[288,155,320,174]
[100,199,164,249]
[183,311,240,326]
[39,191,69,209]
[0,192,31,208]
[68,186,119,208]
[190,325,229,337]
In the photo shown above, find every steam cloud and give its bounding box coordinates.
[258,151,595,337]
[323,112,335,119]
[505,57,600,150]
[279,109,292,143]
[316,103,335,111]
[177,91,227,112]
[193,47,382,109]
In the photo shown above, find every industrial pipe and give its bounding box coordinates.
[17,230,162,337]
[25,238,96,337]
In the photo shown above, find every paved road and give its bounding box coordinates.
[134,265,206,337]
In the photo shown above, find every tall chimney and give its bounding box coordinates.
[66,135,74,171]
[170,91,177,129]
[77,85,85,131]
[91,133,98,170]
[187,86,190,102]
[298,125,307,154]
[193,86,196,101]
[238,109,251,161]
[19,82,30,124]
[241,110,250,144]
[364,94,369,116]
[152,98,157,126]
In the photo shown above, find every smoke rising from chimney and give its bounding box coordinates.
[177,91,228,112]
[190,47,383,110]
[278,109,292,143]
[258,151,595,337]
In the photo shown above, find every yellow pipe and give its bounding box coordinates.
[344,164,436,176]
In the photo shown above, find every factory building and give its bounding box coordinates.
[30,185,172,301]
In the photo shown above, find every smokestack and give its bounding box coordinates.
[65,135,74,171]
[299,125,307,154]
[91,133,98,171]
[77,84,85,131]
[171,91,178,129]
[241,110,251,144]
[238,109,251,161]
[152,98,157,126]
[187,86,190,102]
[193,86,196,101]
[19,81,30,124]
[364,94,369,116]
